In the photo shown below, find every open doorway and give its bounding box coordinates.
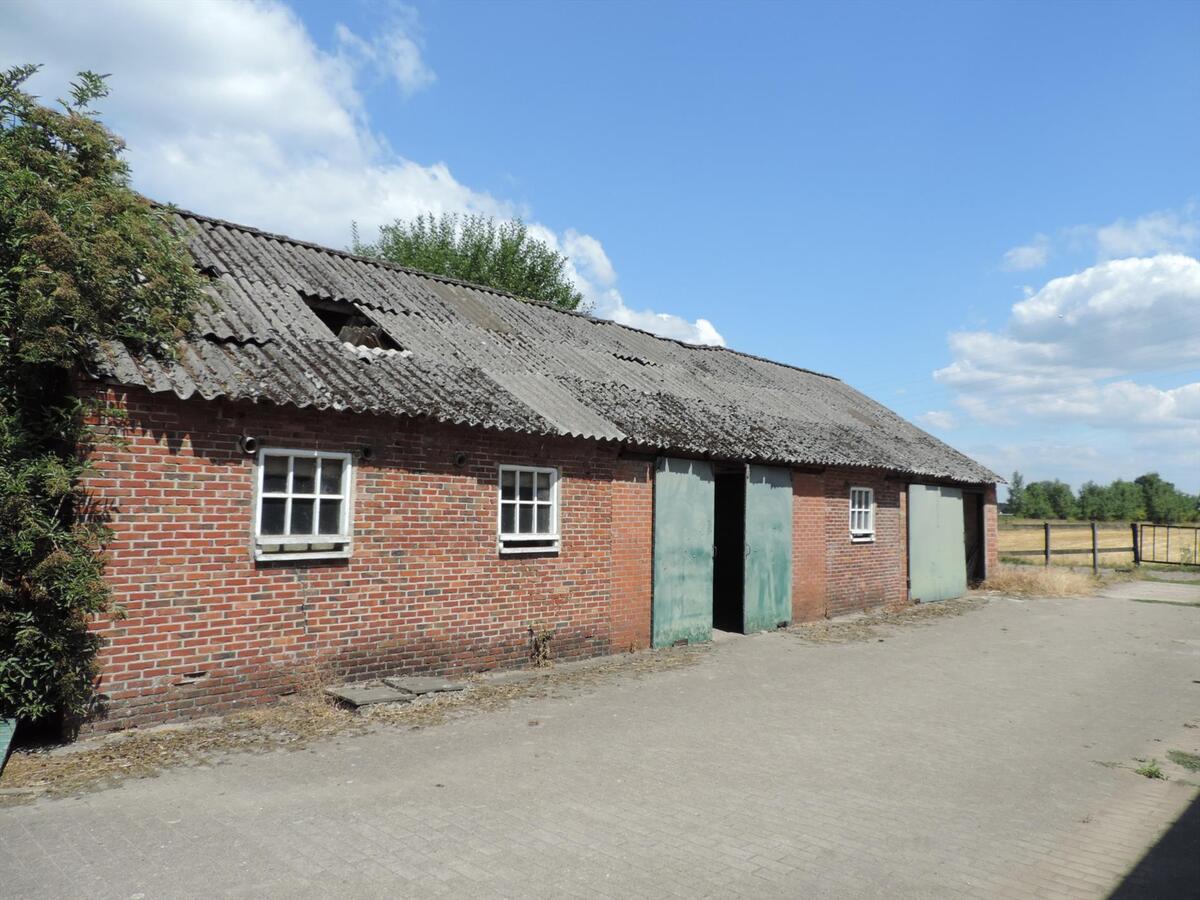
[963,491,985,585]
[712,468,746,633]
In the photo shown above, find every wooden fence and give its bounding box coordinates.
[999,521,1200,572]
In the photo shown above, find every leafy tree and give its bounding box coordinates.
[1135,473,1194,523]
[1077,481,1112,521]
[352,212,585,310]
[1015,482,1054,519]
[1017,480,1077,520]
[1006,469,1196,523]
[1005,471,1025,514]
[1107,480,1147,522]
[1044,481,1079,519]
[1,65,200,723]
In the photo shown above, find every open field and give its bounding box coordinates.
[998,519,1200,568]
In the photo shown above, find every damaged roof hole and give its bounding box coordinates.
[302,295,403,352]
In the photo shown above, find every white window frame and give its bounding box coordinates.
[254,448,353,561]
[849,486,875,542]
[497,464,560,555]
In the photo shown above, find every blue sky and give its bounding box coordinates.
[5,0,1198,492]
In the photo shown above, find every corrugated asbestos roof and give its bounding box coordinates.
[91,209,998,483]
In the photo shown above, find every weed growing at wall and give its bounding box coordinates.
[0,65,200,723]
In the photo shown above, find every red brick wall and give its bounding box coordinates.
[822,468,909,616]
[611,458,653,651]
[983,483,999,579]
[81,384,994,729]
[84,385,634,730]
[791,471,827,622]
[898,485,910,604]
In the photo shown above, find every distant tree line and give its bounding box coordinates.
[1005,472,1200,523]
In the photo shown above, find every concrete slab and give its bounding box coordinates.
[1098,580,1200,605]
[324,683,413,707]
[382,676,465,695]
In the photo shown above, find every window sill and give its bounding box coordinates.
[850,535,876,544]
[255,543,351,562]
[499,539,560,556]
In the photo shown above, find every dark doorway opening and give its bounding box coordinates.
[963,491,985,585]
[713,469,746,633]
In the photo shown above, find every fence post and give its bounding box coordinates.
[1131,522,1140,566]
[1091,521,1099,575]
[1166,525,1170,564]
[1044,522,1051,567]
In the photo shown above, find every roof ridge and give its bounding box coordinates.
[154,201,841,383]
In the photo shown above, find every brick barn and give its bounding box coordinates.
[82,209,999,730]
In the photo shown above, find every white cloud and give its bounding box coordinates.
[1096,207,1199,259]
[936,254,1200,429]
[562,230,617,287]
[917,410,957,430]
[531,225,723,345]
[1001,204,1200,271]
[1001,234,1049,271]
[334,7,434,97]
[0,0,722,346]
[604,304,725,346]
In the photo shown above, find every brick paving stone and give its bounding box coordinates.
[2,593,1198,898]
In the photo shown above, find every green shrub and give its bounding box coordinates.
[0,65,200,723]
[1134,759,1165,780]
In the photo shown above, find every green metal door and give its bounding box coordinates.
[652,457,715,647]
[743,464,793,632]
[908,484,967,602]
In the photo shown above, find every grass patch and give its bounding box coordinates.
[1131,573,1200,585]
[1134,759,1166,780]
[1138,562,1200,574]
[1167,749,1200,772]
[1128,597,1200,608]
[980,566,1098,598]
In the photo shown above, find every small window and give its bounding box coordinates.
[255,449,352,560]
[850,486,875,542]
[498,465,559,554]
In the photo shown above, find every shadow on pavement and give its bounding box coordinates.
[1107,791,1200,898]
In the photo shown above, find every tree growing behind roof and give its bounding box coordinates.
[352,212,585,311]
[0,64,201,725]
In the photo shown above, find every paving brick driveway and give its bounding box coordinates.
[4,593,1199,899]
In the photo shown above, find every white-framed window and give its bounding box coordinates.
[254,448,352,561]
[849,486,875,542]
[497,465,560,554]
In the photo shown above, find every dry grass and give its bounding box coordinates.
[788,596,985,643]
[0,644,703,803]
[980,565,1098,598]
[0,689,358,802]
